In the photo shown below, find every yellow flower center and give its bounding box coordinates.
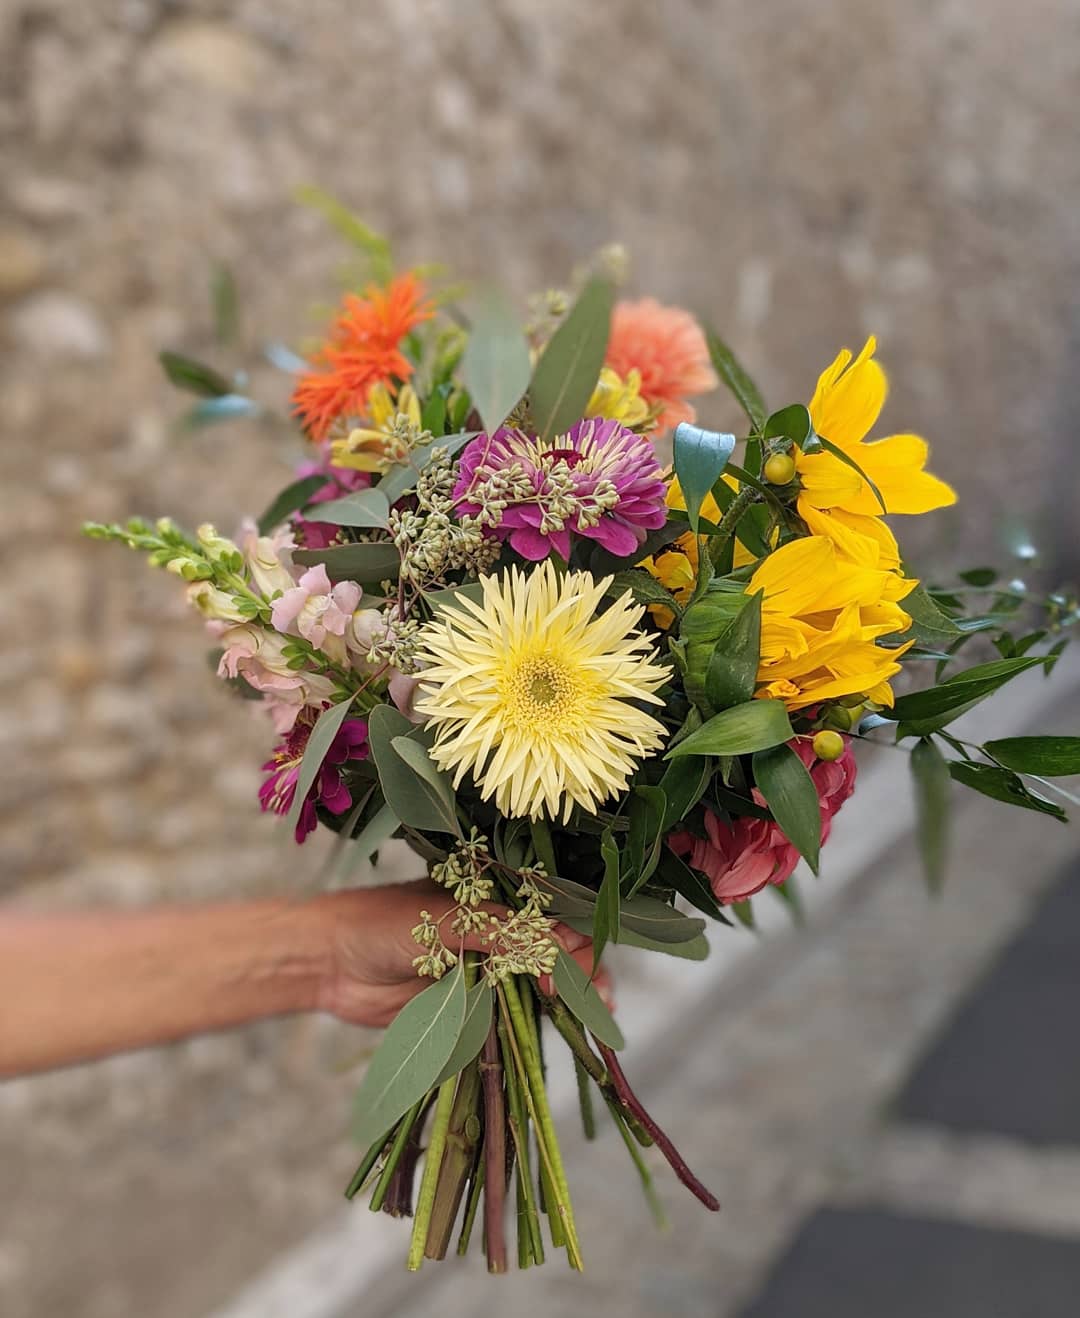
[502,654,583,732]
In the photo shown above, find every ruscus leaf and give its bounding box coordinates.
[666,699,793,758]
[752,743,822,874]
[673,423,737,532]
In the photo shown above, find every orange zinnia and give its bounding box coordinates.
[291,273,433,441]
[604,298,718,433]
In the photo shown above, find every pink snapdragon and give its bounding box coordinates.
[668,737,857,904]
[271,564,361,660]
[217,623,337,732]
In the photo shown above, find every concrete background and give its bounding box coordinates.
[1,1,1079,1314]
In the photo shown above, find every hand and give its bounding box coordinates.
[313,880,610,1028]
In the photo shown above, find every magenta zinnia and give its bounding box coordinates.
[454,417,667,561]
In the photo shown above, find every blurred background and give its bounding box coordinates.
[3,1,1080,1315]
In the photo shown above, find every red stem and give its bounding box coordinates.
[480,1021,508,1272]
[595,1040,721,1212]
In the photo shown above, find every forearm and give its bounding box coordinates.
[0,897,334,1077]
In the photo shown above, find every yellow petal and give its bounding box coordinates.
[838,433,958,515]
[808,336,886,450]
[793,449,864,509]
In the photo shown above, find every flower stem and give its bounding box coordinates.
[708,484,757,567]
[499,995,545,1265]
[528,816,559,878]
[344,1128,392,1201]
[500,977,584,1270]
[607,1100,670,1231]
[456,1152,485,1257]
[574,1057,597,1141]
[479,1021,508,1273]
[369,1096,426,1214]
[406,1076,457,1271]
[424,1058,483,1260]
[595,1040,721,1212]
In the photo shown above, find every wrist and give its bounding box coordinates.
[254,896,339,1016]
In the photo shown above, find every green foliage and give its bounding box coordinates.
[377,430,478,504]
[705,591,762,713]
[434,981,494,1086]
[948,760,1068,821]
[352,961,467,1149]
[210,264,239,346]
[256,475,328,535]
[592,830,621,969]
[304,488,392,530]
[552,950,625,1049]
[293,542,401,584]
[673,423,736,532]
[763,403,813,445]
[704,328,767,430]
[752,743,822,874]
[666,699,794,758]
[655,848,728,923]
[890,656,1047,737]
[529,278,614,442]
[294,185,393,283]
[623,785,666,895]
[658,757,711,832]
[983,736,1080,776]
[910,738,951,891]
[159,350,232,398]
[368,705,461,836]
[459,287,532,435]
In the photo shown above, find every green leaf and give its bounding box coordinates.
[159,349,232,398]
[584,519,683,576]
[608,570,682,617]
[617,893,706,944]
[433,981,494,1086]
[655,847,728,923]
[910,738,951,891]
[890,656,1047,737]
[752,743,822,874]
[349,801,401,862]
[210,263,239,346]
[285,696,356,836]
[529,277,614,443]
[891,583,964,648]
[606,926,710,960]
[352,961,467,1149]
[948,761,1068,821]
[624,785,666,895]
[763,404,813,445]
[256,475,328,535]
[673,424,736,532]
[376,431,479,505]
[593,830,621,969]
[705,591,762,712]
[731,898,756,930]
[303,488,391,529]
[459,287,532,435]
[295,185,393,282]
[389,735,462,837]
[983,736,1080,777]
[366,705,455,835]
[180,394,260,428]
[959,567,998,587]
[704,328,767,430]
[424,581,486,614]
[658,757,711,832]
[293,542,401,584]
[667,699,793,758]
[552,949,625,1049]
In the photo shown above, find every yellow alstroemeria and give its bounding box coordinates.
[794,336,956,568]
[748,534,915,710]
[331,382,422,473]
[585,366,653,429]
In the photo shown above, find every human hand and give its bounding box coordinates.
[312,880,610,1029]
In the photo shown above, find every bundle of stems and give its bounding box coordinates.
[345,959,720,1272]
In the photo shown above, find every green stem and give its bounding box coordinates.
[607,1100,669,1231]
[528,816,559,878]
[369,1097,426,1213]
[574,1057,597,1141]
[499,1002,544,1265]
[708,484,757,567]
[519,985,563,1248]
[456,1152,485,1257]
[424,1058,483,1260]
[406,1076,457,1271]
[500,978,583,1270]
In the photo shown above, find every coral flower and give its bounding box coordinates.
[415,562,669,822]
[604,299,718,433]
[669,737,857,903]
[259,710,370,842]
[454,417,668,561]
[291,273,433,441]
[748,534,915,709]
[795,336,956,566]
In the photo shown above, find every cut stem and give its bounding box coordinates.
[456,1152,485,1257]
[479,1020,508,1274]
[406,1076,458,1271]
[499,995,545,1265]
[574,1057,597,1141]
[369,1096,426,1214]
[596,1039,720,1212]
[607,1100,669,1231]
[424,1058,483,1260]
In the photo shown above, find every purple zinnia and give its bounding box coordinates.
[454,418,668,561]
[259,709,369,843]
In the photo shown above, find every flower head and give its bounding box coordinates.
[330,381,426,474]
[271,563,362,661]
[291,273,433,441]
[749,534,915,709]
[604,299,717,433]
[669,736,856,903]
[795,336,956,565]
[415,562,670,822]
[454,418,667,562]
[216,624,337,731]
[259,709,369,842]
[585,366,652,428]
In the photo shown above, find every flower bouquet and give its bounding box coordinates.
[87,212,1079,1273]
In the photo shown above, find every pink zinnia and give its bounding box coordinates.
[454,418,668,562]
[668,737,857,904]
[259,710,369,843]
[605,299,718,433]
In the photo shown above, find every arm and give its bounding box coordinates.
[0,883,593,1078]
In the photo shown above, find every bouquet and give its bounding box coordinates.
[87,212,1079,1274]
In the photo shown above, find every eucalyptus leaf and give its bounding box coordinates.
[295,185,393,281]
[304,488,391,529]
[159,350,232,398]
[704,328,767,430]
[563,919,709,960]
[285,696,356,836]
[910,738,951,891]
[349,801,401,862]
[459,287,532,435]
[293,542,401,584]
[182,394,260,428]
[552,949,625,1050]
[529,278,614,442]
[667,699,793,758]
[983,736,1080,776]
[433,981,494,1086]
[425,581,486,613]
[390,736,462,837]
[257,474,328,534]
[752,743,822,874]
[673,423,736,532]
[368,705,456,835]
[593,830,621,969]
[210,264,239,346]
[352,962,467,1149]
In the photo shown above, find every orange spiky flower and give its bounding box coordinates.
[291,273,434,441]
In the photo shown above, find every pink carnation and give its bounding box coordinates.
[605,299,718,433]
[668,737,857,904]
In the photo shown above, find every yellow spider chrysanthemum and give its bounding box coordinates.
[795,336,957,567]
[415,561,670,822]
[749,534,916,710]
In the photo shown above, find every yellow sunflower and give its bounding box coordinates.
[414,562,670,822]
